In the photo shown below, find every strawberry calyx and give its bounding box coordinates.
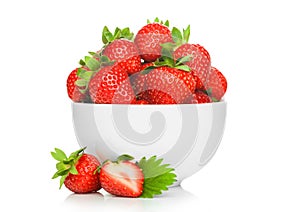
[75,53,115,94]
[51,147,86,189]
[147,17,170,27]
[94,154,135,174]
[102,26,134,44]
[141,54,192,74]
[172,24,190,46]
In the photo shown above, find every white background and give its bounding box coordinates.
[1,0,300,211]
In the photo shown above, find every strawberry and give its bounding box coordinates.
[185,90,212,104]
[205,66,227,101]
[103,39,141,75]
[174,44,211,90]
[144,66,196,104]
[88,64,135,104]
[99,155,144,197]
[131,99,149,104]
[130,63,153,96]
[51,147,101,194]
[101,26,141,75]
[67,68,86,102]
[135,19,173,62]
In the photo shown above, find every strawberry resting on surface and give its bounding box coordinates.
[51,147,101,194]
[99,155,144,197]
[98,154,177,198]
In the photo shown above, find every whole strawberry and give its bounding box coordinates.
[135,19,173,62]
[144,66,196,104]
[99,155,144,197]
[130,63,153,96]
[67,68,86,102]
[174,44,211,90]
[101,27,141,75]
[205,66,227,101]
[88,64,135,104]
[185,90,212,104]
[51,147,101,193]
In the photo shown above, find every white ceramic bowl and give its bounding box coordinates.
[72,102,226,186]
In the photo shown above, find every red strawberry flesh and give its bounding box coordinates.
[100,161,144,197]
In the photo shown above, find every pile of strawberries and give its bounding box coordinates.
[67,18,227,104]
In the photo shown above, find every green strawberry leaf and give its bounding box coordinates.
[59,175,67,189]
[85,56,100,72]
[164,20,170,27]
[79,71,94,81]
[117,154,135,161]
[172,27,182,45]
[76,68,86,76]
[51,148,67,161]
[212,97,219,102]
[102,26,113,44]
[175,55,192,65]
[175,65,191,72]
[147,19,151,24]
[138,156,177,198]
[154,17,160,22]
[161,56,174,67]
[75,79,87,87]
[100,55,110,62]
[79,59,86,66]
[183,25,190,43]
[69,165,78,175]
[120,27,134,40]
[141,66,156,75]
[88,51,96,56]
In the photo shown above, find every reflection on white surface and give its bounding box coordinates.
[63,186,199,212]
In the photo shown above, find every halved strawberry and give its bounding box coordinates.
[99,156,144,198]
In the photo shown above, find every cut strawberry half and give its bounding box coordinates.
[99,156,144,198]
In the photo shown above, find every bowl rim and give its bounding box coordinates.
[71,100,226,107]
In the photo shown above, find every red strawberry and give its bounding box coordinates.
[51,148,101,194]
[135,23,173,62]
[67,69,86,102]
[130,63,153,96]
[174,44,211,90]
[185,91,212,104]
[144,66,196,104]
[103,39,141,75]
[88,64,135,104]
[100,157,144,197]
[131,99,149,104]
[205,67,227,101]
